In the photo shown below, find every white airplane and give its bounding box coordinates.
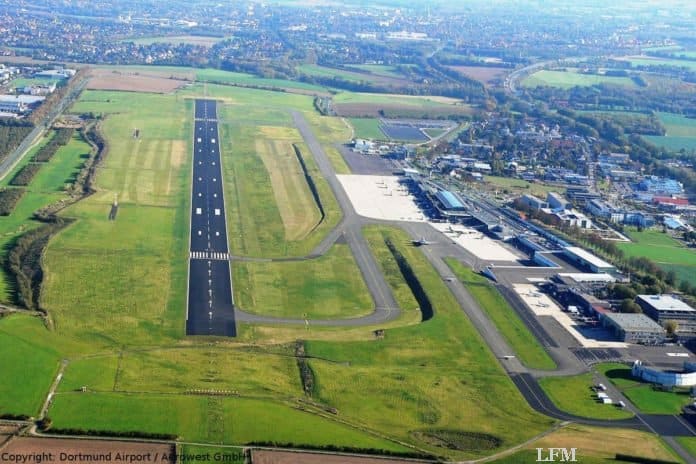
[412,237,435,246]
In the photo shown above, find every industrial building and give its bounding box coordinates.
[601,312,665,344]
[0,99,26,113]
[636,294,696,338]
[638,176,684,196]
[547,191,569,210]
[562,246,616,273]
[632,360,696,387]
[519,194,547,210]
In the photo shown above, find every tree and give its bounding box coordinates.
[620,298,642,314]
[664,320,679,337]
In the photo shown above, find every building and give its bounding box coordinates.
[585,199,624,223]
[547,192,569,210]
[34,68,75,79]
[549,209,593,229]
[636,295,696,338]
[519,194,547,210]
[0,99,26,113]
[632,360,696,387]
[638,176,684,196]
[435,190,466,212]
[602,312,665,344]
[566,188,601,203]
[562,246,616,273]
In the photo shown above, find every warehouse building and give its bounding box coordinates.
[636,295,696,339]
[562,246,616,273]
[602,312,665,344]
[632,360,696,387]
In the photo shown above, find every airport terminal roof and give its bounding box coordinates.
[557,273,616,283]
[603,312,665,333]
[436,190,465,210]
[563,246,615,270]
[637,295,696,313]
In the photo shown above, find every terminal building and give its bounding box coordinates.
[636,294,696,339]
[562,246,616,273]
[601,312,665,344]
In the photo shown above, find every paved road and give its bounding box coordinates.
[0,78,87,182]
[234,111,400,327]
[186,99,236,336]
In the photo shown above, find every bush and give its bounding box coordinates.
[0,188,26,216]
[33,128,73,162]
[9,163,42,186]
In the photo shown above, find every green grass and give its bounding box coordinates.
[484,175,564,197]
[643,112,696,153]
[676,437,696,460]
[297,64,390,84]
[49,393,408,451]
[178,445,245,464]
[628,57,696,72]
[623,386,692,415]
[7,76,60,88]
[596,362,693,415]
[333,92,463,107]
[0,131,89,301]
[522,70,637,89]
[446,259,556,370]
[349,118,384,139]
[304,226,555,460]
[347,64,412,79]
[0,315,60,416]
[233,244,373,319]
[539,374,635,420]
[617,229,696,287]
[42,90,192,346]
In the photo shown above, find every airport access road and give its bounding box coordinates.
[186,99,236,337]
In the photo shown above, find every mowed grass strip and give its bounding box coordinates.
[0,315,61,416]
[305,226,554,460]
[254,128,321,241]
[539,373,634,420]
[233,244,373,319]
[446,259,556,370]
[48,393,408,451]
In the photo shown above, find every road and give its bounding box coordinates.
[0,77,88,182]
[186,99,236,337]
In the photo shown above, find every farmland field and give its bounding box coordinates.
[448,66,509,85]
[332,92,474,118]
[643,112,696,153]
[625,56,696,72]
[522,70,637,89]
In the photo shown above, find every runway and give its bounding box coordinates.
[186,99,236,337]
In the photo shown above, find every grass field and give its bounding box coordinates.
[178,446,245,464]
[617,228,696,287]
[0,131,89,301]
[676,437,696,460]
[304,226,555,459]
[7,76,61,89]
[539,373,634,420]
[0,316,60,416]
[348,118,385,140]
[522,70,637,89]
[597,363,692,415]
[627,56,696,72]
[347,64,412,79]
[445,259,556,370]
[643,112,696,153]
[493,425,683,463]
[484,175,564,197]
[233,244,373,319]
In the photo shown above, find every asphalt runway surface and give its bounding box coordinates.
[186,99,236,336]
